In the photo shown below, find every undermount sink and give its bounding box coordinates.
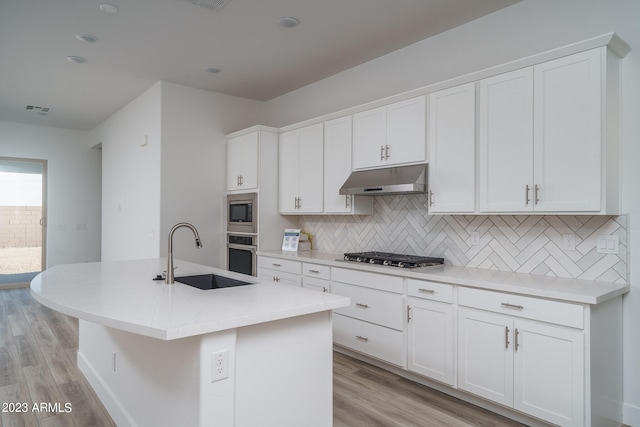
[175,274,252,290]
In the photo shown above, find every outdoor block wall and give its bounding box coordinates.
[0,206,42,248]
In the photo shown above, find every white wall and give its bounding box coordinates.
[0,121,101,266]
[263,0,640,423]
[93,81,265,267]
[159,82,265,268]
[91,83,163,262]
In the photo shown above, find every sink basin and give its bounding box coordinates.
[175,274,252,290]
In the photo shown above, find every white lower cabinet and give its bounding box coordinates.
[256,256,622,426]
[407,278,455,386]
[302,262,331,292]
[257,256,301,286]
[331,268,406,368]
[458,290,585,427]
[407,298,455,386]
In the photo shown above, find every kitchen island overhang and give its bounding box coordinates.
[31,259,350,427]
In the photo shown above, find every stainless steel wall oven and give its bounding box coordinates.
[227,233,257,276]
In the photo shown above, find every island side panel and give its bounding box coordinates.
[78,320,234,427]
[233,311,334,427]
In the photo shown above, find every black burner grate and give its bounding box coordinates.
[343,251,444,268]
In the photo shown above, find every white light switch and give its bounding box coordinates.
[596,235,619,254]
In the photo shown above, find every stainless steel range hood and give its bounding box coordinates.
[339,164,427,196]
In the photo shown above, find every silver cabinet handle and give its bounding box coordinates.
[355,335,369,342]
[273,276,280,282]
[525,185,530,205]
[534,185,540,205]
[385,145,390,160]
[380,145,385,161]
[501,302,524,310]
[308,269,320,274]
[515,328,520,351]
[355,303,369,309]
[418,288,435,294]
[345,195,350,209]
[429,190,434,207]
[505,326,510,349]
[237,175,241,186]
[272,263,281,267]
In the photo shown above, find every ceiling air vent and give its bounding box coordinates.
[192,0,231,10]
[26,105,51,116]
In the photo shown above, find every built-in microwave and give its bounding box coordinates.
[227,193,257,234]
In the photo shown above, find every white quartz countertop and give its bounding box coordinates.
[258,250,630,305]
[30,258,350,340]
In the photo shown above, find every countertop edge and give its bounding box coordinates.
[258,250,630,305]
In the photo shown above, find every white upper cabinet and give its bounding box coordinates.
[227,132,258,191]
[479,47,619,214]
[279,124,324,214]
[353,96,426,170]
[479,68,534,212]
[533,48,604,212]
[428,83,476,213]
[323,116,372,214]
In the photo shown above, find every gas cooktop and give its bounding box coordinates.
[343,251,445,269]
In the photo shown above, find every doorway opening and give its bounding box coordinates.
[0,158,47,288]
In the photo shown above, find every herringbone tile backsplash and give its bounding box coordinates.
[298,194,628,284]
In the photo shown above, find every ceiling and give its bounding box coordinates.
[0,0,519,131]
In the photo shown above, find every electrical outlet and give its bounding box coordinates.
[211,349,229,382]
[470,232,480,246]
[562,234,576,251]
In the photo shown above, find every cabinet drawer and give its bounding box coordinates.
[302,262,331,280]
[407,279,454,303]
[332,267,403,293]
[333,314,405,367]
[458,287,584,329]
[257,268,301,287]
[302,276,330,292]
[331,281,404,330]
[258,256,302,275]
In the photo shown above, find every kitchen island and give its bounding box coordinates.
[30,258,350,427]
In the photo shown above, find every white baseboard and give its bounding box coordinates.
[77,351,137,427]
[623,402,640,426]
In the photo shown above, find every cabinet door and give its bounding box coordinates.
[298,124,324,213]
[479,68,534,212]
[428,83,476,213]
[227,132,258,191]
[324,116,354,213]
[457,307,513,407]
[407,298,454,385]
[279,130,300,213]
[353,106,386,169]
[386,96,426,166]
[513,319,584,427]
[533,48,602,212]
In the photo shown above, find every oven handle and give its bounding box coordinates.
[227,243,257,253]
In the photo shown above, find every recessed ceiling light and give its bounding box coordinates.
[277,17,299,28]
[99,3,119,14]
[206,67,221,74]
[66,56,88,64]
[75,34,98,43]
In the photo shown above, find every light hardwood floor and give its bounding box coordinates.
[2,287,525,427]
